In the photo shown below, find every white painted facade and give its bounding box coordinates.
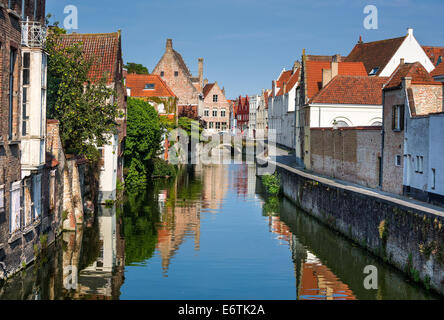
[249,95,259,138]
[98,134,118,203]
[256,91,268,139]
[20,48,47,179]
[378,29,435,77]
[404,112,444,199]
[307,104,383,128]
[268,79,298,149]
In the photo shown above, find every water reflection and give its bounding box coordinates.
[0,163,440,300]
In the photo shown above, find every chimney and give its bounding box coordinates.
[293,61,301,72]
[407,28,413,37]
[333,54,341,62]
[331,61,339,79]
[402,76,412,89]
[166,39,173,52]
[198,58,204,84]
[358,35,363,44]
[203,78,208,87]
[322,68,332,87]
[222,87,225,96]
[272,80,276,97]
[400,58,405,65]
[283,82,287,95]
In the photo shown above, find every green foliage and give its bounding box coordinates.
[46,26,121,160]
[152,158,177,178]
[261,173,281,196]
[125,62,149,75]
[263,196,280,216]
[124,97,162,189]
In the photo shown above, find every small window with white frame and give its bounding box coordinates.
[213,95,218,103]
[415,156,424,173]
[395,155,402,167]
[392,105,404,131]
[204,109,209,117]
[0,184,5,213]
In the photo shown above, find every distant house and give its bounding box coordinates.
[58,31,127,203]
[256,90,270,138]
[268,63,300,149]
[126,73,177,116]
[431,62,444,82]
[202,82,230,133]
[345,29,435,77]
[152,39,203,120]
[382,61,444,203]
[236,96,250,134]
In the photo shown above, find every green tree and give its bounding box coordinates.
[125,97,162,189]
[125,62,149,75]
[46,26,121,160]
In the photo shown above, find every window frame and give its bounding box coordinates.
[144,83,155,90]
[213,95,218,103]
[392,104,405,132]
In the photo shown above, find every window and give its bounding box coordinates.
[415,156,424,173]
[34,0,38,20]
[32,174,41,220]
[21,0,25,19]
[216,122,221,130]
[369,67,380,76]
[213,95,218,102]
[160,71,164,77]
[174,71,179,77]
[23,178,32,226]
[222,122,227,130]
[204,109,209,117]
[144,83,155,90]
[432,169,436,190]
[221,109,226,117]
[0,185,4,213]
[23,52,30,85]
[22,52,30,136]
[392,105,404,131]
[49,170,56,212]
[212,109,217,117]
[98,147,105,170]
[209,122,214,129]
[10,181,21,234]
[9,47,17,140]
[395,155,402,167]
[8,0,14,10]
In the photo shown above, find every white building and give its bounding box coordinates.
[20,18,48,220]
[248,95,259,138]
[268,64,300,149]
[256,90,269,139]
[345,28,435,77]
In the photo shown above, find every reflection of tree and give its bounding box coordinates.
[262,196,280,217]
[123,187,161,265]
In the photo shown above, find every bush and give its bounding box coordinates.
[151,158,177,178]
[261,173,281,196]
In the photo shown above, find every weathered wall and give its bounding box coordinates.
[311,127,381,188]
[278,164,444,295]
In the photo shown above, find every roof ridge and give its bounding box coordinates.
[359,35,407,45]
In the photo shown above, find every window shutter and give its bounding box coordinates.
[400,105,405,131]
[392,106,396,130]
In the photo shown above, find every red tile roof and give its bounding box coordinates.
[203,83,216,98]
[431,62,444,77]
[276,70,292,88]
[126,74,176,98]
[384,62,441,90]
[305,61,367,98]
[311,76,388,105]
[345,36,406,75]
[277,69,300,96]
[58,32,121,84]
[422,46,444,66]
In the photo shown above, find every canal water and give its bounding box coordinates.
[0,163,440,300]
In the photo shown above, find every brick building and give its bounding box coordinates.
[202,82,230,133]
[235,96,250,134]
[382,61,444,197]
[152,39,203,120]
[0,0,56,278]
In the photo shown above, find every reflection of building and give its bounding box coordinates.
[74,205,123,300]
[233,164,257,198]
[201,165,229,210]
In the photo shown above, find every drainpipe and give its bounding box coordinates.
[380,90,385,190]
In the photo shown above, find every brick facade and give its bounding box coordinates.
[202,82,230,132]
[310,127,382,188]
[152,39,202,119]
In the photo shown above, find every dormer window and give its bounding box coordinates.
[369,67,379,76]
[144,83,155,90]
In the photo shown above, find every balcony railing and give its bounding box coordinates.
[21,19,47,48]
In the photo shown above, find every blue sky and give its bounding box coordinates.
[46,0,444,98]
